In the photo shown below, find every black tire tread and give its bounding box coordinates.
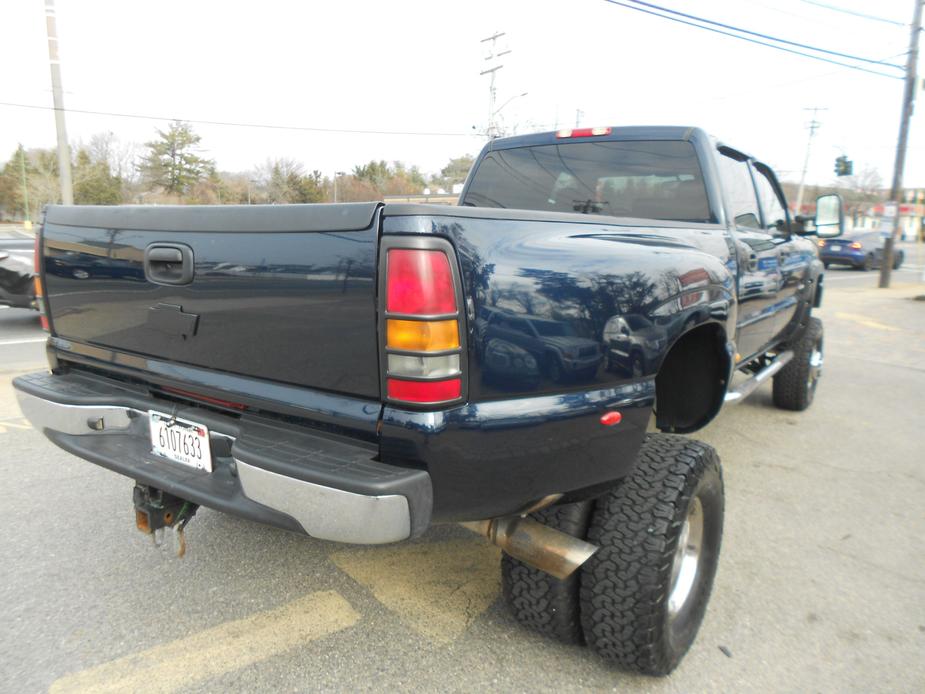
[580,434,723,675]
[772,317,823,411]
[501,501,593,644]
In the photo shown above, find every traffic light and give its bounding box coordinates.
[834,155,853,176]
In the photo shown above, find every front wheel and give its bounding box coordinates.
[580,435,724,675]
[772,317,823,411]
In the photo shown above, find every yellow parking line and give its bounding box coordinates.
[0,418,31,435]
[331,538,500,645]
[0,419,31,429]
[50,590,359,694]
[835,312,901,332]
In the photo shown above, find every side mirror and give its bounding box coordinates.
[813,193,844,238]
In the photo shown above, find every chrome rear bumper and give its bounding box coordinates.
[14,372,431,544]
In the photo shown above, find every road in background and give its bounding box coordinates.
[0,277,923,692]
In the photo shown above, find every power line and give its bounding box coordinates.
[626,0,903,68]
[800,1,907,28]
[0,101,480,138]
[602,0,904,79]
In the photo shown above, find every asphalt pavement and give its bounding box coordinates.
[0,268,923,693]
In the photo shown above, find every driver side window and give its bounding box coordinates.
[716,149,761,229]
[753,164,789,234]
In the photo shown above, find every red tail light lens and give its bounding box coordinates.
[386,249,457,315]
[849,242,862,249]
[34,231,49,331]
[387,378,461,403]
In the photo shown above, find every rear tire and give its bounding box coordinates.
[501,501,594,644]
[580,435,724,675]
[772,317,823,411]
[861,254,874,271]
[893,250,905,270]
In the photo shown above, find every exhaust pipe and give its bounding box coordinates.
[462,516,598,580]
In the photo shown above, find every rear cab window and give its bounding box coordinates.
[462,140,715,223]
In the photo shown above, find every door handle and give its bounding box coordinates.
[144,243,194,285]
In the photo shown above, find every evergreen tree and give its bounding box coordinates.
[139,121,214,195]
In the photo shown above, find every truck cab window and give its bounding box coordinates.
[716,150,760,229]
[752,164,789,234]
[463,140,714,223]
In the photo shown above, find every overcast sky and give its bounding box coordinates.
[2,0,922,189]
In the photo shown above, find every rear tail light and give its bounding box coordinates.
[381,244,464,406]
[33,230,49,331]
[817,240,826,247]
[849,241,862,249]
[556,127,612,138]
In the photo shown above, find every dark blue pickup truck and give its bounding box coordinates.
[14,126,843,675]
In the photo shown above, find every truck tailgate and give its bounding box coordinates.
[41,203,382,398]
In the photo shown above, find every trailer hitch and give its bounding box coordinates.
[132,484,199,557]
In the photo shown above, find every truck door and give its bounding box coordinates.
[752,162,807,338]
[715,148,783,361]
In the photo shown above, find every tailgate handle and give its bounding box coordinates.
[145,243,194,285]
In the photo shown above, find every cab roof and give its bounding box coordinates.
[486,126,708,152]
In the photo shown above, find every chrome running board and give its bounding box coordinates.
[724,350,794,404]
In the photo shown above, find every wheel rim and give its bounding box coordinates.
[668,496,704,620]
[807,337,824,396]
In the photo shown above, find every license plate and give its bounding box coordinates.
[829,245,841,251]
[149,411,212,472]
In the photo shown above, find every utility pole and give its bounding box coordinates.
[880,0,923,288]
[44,0,73,205]
[794,107,826,215]
[18,145,31,227]
[480,32,509,138]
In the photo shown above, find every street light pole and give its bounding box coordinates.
[44,0,73,205]
[480,32,510,138]
[794,107,826,216]
[880,0,923,288]
[333,171,345,203]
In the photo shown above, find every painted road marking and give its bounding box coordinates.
[0,338,46,346]
[331,538,500,645]
[50,590,360,694]
[835,312,901,332]
[0,417,31,434]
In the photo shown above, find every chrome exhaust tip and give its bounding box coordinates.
[462,515,598,580]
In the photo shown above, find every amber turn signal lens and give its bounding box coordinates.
[387,319,459,352]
